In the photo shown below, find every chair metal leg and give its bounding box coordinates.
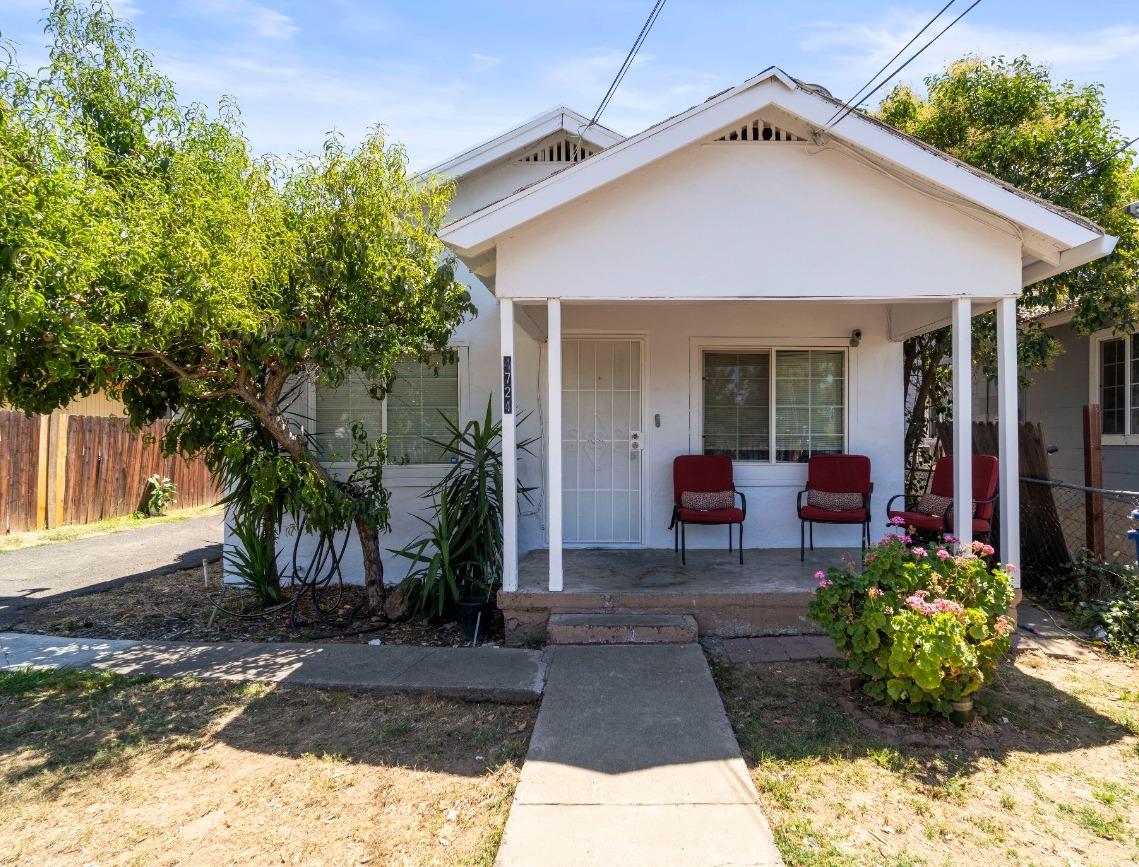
[681,522,686,565]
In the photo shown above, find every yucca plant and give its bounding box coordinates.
[392,397,532,618]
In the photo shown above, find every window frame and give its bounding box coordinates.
[1089,330,1139,446]
[308,344,470,483]
[690,338,850,482]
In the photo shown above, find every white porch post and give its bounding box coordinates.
[499,299,518,592]
[996,297,1021,584]
[546,299,563,591]
[952,298,974,550]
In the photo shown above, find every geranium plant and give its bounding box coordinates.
[808,522,1015,716]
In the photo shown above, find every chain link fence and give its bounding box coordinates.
[1020,477,1139,579]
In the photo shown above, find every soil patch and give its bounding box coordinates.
[10,561,504,646]
[0,667,535,866]
[714,648,1139,865]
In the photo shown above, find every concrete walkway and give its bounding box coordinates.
[0,632,545,703]
[496,644,783,866]
[0,514,222,625]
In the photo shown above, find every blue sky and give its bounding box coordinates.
[2,1,1137,169]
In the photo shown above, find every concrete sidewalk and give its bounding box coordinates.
[496,644,783,866]
[0,514,222,625]
[0,632,546,703]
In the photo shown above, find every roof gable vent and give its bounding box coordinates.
[519,134,597,164]
[714,119,806,143]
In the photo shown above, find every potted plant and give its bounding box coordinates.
[392,398,532,640]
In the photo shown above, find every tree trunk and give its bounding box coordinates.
[261,505,281,593]
[355,516,386,612]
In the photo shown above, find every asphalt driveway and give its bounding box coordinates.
[0,514,222,626]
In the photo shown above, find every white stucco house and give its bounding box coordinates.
[238,68,1117,641]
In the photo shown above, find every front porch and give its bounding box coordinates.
[499,547,850,644]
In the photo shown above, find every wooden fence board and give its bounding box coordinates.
[1,410,219,534]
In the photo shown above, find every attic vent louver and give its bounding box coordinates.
[519,134,597,164]
[714,119,805,143]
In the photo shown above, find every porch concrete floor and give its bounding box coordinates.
[517,547,856,594]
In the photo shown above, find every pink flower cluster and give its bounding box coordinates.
[904,589,964,616]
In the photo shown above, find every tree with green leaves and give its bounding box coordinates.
[876,56,1139,472]
[0,0,473,608]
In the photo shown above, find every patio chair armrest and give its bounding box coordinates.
[733,486,747,520]
[885,493,910,514]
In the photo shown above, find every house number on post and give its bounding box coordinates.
[503,356,513,414]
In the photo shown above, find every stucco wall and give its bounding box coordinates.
[497,143,1021,300]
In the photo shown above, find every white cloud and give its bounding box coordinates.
[800,10,1139,87]
[469,53,500,73]
[246,5,299,40]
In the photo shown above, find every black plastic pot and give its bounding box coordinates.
[457,596,495,642]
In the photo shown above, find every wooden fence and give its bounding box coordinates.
[1,410,219,534]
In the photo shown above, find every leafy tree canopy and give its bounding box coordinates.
[0,0,473,607]
[875,56,1138,470]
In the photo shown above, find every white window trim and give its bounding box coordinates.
[689,337,851,484]
[1088,329,1139,446]
[310,344,470,485]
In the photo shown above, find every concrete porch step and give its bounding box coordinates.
[546,613,698,645]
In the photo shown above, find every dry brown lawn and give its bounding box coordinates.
[0,668,535,866]
[715,649,1139,866]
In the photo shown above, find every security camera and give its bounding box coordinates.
[850,328,862,348]
[1126,201,1139,219]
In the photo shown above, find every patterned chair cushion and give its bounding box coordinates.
[806,489,864,512]
[680,490,735,511]
[916,493,954,517]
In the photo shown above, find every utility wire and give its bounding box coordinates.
[580,0,668,139]
[1046,134,1139,197]
[828,0,985,130]
[825,0,957,127]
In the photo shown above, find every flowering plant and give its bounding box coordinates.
[808,535,1015,716]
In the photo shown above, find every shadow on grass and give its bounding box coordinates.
[713,655,1136,789]
[0,667,535,794]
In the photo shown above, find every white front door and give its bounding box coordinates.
[561,337,643,545]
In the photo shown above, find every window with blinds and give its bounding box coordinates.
[314,355,459,463]
[703,352,771,461]
[702,348,845,464]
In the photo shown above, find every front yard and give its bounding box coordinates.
[715,647,1139,866]
[0,669,535,866]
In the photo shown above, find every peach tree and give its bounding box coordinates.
[0,1,472,608]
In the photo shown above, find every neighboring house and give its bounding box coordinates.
[229,68,1115,635]
[976,305,1139,492]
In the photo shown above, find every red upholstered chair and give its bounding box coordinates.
[796,454,873,561]
[886,454,999,541]
[669,455,746,564]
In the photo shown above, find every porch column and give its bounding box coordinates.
[951,298,974,550]
[547,298,563,591]
[499,299,518,592]
[996,297,1021,584]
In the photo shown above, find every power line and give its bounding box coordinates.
[580,0,669,137]
[828,0,985,130]
[825,1,957,127]
[1046,134,1139,197]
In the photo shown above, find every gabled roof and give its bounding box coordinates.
[424,106,625,180]
[439,67,1117,289]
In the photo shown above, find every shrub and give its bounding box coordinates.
[1031,550,1139,657]
[144,474,177,516]
[808,532,1015,716]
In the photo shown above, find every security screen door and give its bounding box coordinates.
[561,338,643,544]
